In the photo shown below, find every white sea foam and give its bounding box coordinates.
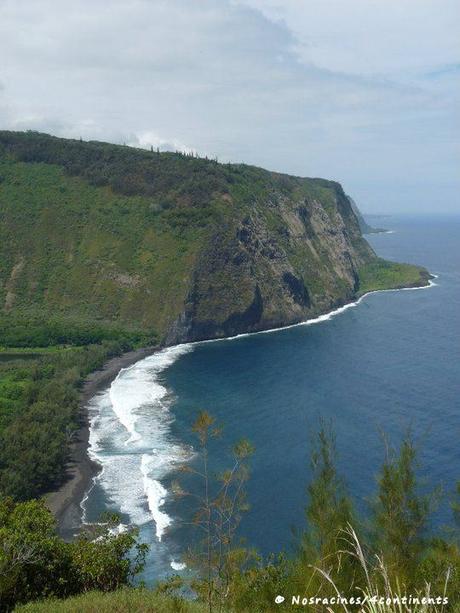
[197,274,438,344]
[108,346,191,445]
[83,274,438,558]
[83,344,193,540]
[141,454,172,541]
[109,523,129,535]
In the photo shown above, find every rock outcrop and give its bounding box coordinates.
[166,183,374,343]
[0,131,429,346]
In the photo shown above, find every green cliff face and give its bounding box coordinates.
[347,195,387,234]
[165,180,374,342]
[0,131,429,346]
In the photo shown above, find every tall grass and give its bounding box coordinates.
[310,525,451,613]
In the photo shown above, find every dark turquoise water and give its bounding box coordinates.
[83,216,460,581]
[165,216,460,556]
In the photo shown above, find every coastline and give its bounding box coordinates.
[196,274,436,345]
[45,274,436,538]
[44,345,159,539]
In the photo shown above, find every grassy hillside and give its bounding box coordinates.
[0,130,428,346]
[358,258,432,295]
[0,157,209,340]
[0,131,430,502]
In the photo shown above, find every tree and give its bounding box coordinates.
[304,423,355,557]
[372,434,434,584]
[0,498,147,610]
[292,422,362,597]
[176,411,254,612]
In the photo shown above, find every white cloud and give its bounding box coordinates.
[0,0,458,212]
[234,0,460,77]
[127,131,196,155]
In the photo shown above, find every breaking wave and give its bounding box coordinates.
[83,345,194,543]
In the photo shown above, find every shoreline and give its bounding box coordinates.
[195,274,436,345]
[44,345,159,539]
[45,275,436,537]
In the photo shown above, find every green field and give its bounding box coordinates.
[358,258,431,295]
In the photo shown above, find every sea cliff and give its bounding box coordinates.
[0,131,429,347]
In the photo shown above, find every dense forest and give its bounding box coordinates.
[0,340,141,501]
[0,130,344,204]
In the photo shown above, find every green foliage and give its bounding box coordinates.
[168,425,460,612]
[16,589,207,613]
[0,155,203,338]
[358,258,431,295]
[0,498,147,611]
[224,553,289,613]
[293,423,364,597]
[0,130,230,203]
[0,131,441,610]
[0,341,129,500]
[6,426,460,612]
[372,435,436,584]
[0,130,384,344]
[0,314,149,348]
[304,423,355,559]
[177,411,255,612]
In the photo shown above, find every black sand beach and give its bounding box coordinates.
[45,346,158,539]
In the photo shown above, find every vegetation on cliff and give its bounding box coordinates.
[0,130,429,346]
[0,130,431,507]
[347,195,387,234]
[358,258,432,295]
[0,131,438,611]
[6,423,460,612]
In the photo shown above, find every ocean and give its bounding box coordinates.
[82,215,460,583]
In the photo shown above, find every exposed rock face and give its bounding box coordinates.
[4,257,25,311]
[0,132,430,347]
[166,184,375,344]
[347,195,386,234]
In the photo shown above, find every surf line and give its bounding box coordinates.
[81,344,194,543]
[81,274,438,544]
[193,275,439,346]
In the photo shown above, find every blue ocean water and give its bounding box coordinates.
[83,216,460,582]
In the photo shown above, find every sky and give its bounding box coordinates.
[1,0,459,214]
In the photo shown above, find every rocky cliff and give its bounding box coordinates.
[347,195,386,234]
[0,131,429,346]
[166,183,374,343]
